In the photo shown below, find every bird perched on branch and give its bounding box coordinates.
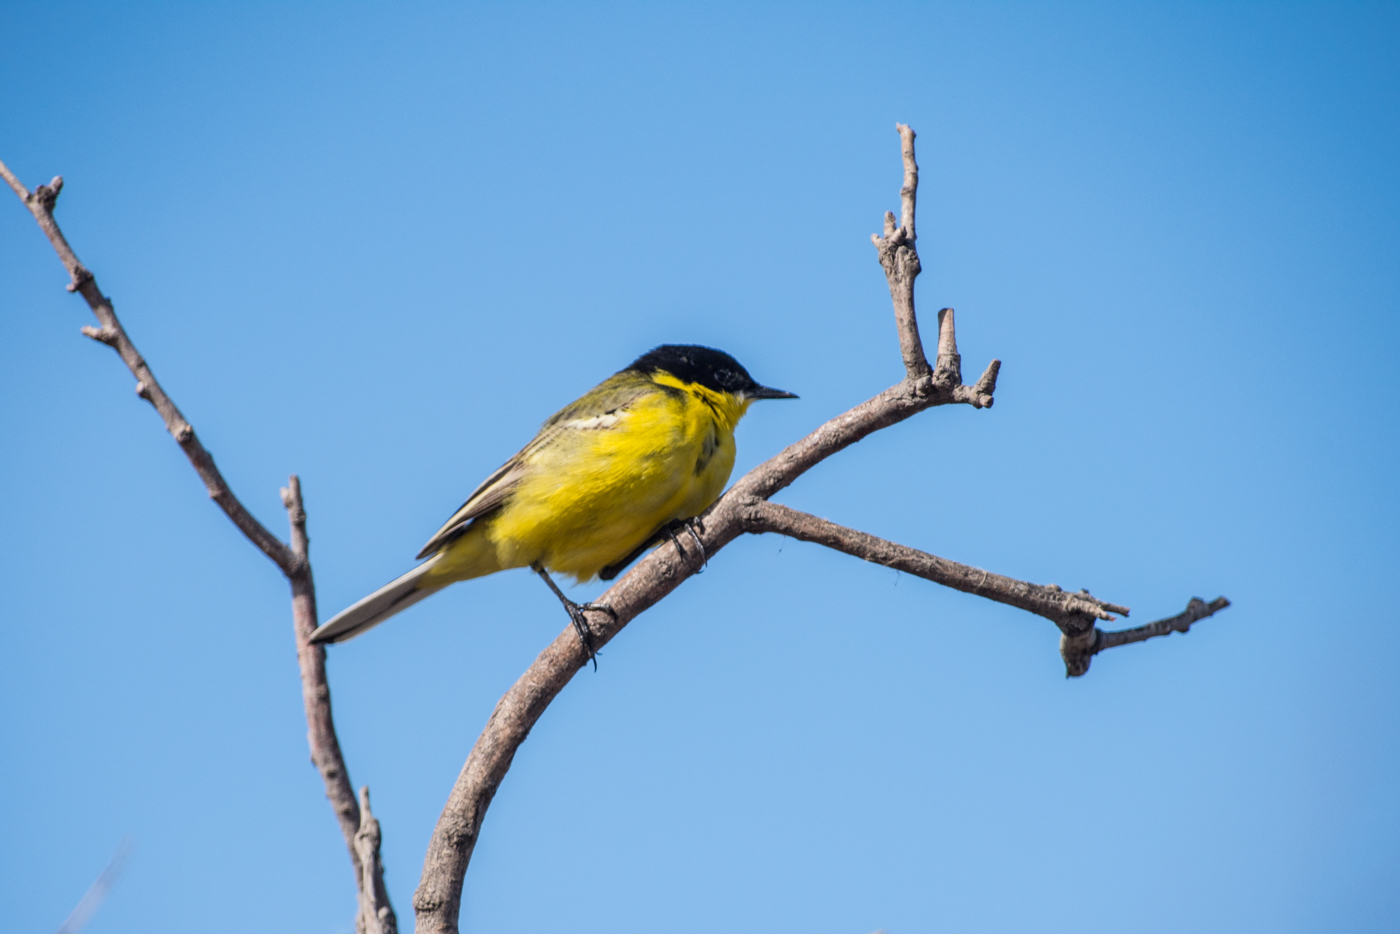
[309,345,796,658]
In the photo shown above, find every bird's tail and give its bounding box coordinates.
[309,555,447,644]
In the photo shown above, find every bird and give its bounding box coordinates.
[308,344,796,657]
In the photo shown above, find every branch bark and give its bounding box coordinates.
[745,502,1130,630]
[282,476,395,930]
[411,122,1227,933]
[2,160,395,933]
[873,123,930,381]
[1060,596,1232,677]
[354,787,398,934]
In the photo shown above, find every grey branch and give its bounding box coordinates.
[354,787,398,934]
[745,502,1131,629]
[1060,596,1233,677]
[746,503,1229,676]
[412,122,1225,933]
[2,159,395,933]
[0,162,294,571]
[281,475,394,924]
[872,123,930,381]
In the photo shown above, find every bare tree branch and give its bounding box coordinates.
[745,502,1130,628]
[1059,596,1232,677]
[873,123,930,381]
[411,122,1226,933]
[0,164,295,571]
[354,787,398,934]
[280,477,380,901]
[411,345,1001,930]
[746,503,1229,676]
[2,159,395,932]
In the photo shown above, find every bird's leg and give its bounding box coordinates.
[532,564,615,671]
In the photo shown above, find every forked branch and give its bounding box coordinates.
[1,159,395,934]
[1060,596,1233,677]
[411,123,1227,933]
[873,123,930,381]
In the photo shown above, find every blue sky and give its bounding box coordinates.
[2,3,1397,932]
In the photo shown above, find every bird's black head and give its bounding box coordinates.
[626,344,797,400]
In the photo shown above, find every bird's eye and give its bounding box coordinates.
[715,368,732,384]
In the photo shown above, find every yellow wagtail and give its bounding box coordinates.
[310,345,795,658]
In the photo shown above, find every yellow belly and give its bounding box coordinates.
[427,387,739,585]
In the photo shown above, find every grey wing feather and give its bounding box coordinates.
[414,373,656,560]
[414,457,529,559]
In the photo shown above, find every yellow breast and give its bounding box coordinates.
[485,376,750,582]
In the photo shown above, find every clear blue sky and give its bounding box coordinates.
[3,3,1397,932]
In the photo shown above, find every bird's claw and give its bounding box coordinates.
[683,519,708,571]
[664,519,708,573]
[564,600,613,671]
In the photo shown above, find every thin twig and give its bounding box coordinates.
[745,502,1130,631]
[280,476,383,911]
[872,122,930,381]
[0,162,295,571]
[2,159,395,932]
[1059,596,1232,677]
[354,787,398,934]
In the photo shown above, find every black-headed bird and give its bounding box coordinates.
[309,345,796,656]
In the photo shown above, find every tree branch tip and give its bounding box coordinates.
[935,307,959,357]
[974,358,1001,394]
[80,324,116,345]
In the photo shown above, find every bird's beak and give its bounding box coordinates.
[746,385,799,400]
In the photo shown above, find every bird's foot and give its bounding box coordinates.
[563,598,615,671]
[664,518,708,572]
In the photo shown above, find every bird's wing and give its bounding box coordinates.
[413,460,528,559]
[414,373,656,559]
